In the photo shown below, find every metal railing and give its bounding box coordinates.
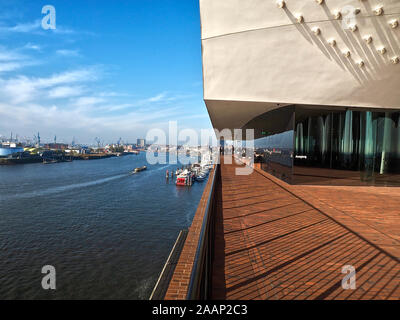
[186,163,220,300]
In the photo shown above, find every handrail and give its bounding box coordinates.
[186,162,219,300]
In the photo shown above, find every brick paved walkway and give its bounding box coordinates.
[212,158,400,300]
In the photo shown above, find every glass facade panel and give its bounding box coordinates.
[293,106,400,186]
[244,106,294,183]
[247,105,400,186]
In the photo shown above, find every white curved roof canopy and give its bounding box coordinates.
[200,0,400,133]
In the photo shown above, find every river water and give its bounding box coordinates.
[0,153,206,299]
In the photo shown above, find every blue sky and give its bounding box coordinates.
[0,0,211,145]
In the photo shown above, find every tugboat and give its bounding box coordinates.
[131,166,147,174]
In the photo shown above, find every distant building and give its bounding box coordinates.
[137,139,146,147]
[44,143,68,150]
[124,145,134,152]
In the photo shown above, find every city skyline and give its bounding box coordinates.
[0,0,212,144]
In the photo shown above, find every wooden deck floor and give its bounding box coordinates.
[211,157,400,300]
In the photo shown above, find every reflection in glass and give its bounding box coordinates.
[294,106,400,186]
[245,104,400,186]
[244,106,294,183]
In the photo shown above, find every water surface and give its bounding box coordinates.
[0,153,206,299]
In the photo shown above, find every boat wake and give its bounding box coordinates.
[0,165,173,201]
[131,164,169,176]
[152,165,170,172]
[0,173,129,201]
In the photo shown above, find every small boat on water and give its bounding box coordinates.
[195,174,206,182]
[131,166,147,174]
[43,159,58,164]
[176,176,188,186]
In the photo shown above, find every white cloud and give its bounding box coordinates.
[147,92,167,102]
[0,19,94,37]
[0,68,99,104]
[0,20,41,33]
[0,47,26,61]
[52,26,76,35]
[0,46,43,73]
[75,96,105,107]
[0,92,207,144]
[35,68,99,88]
[56,49,80,57]
[0,45,206,142]
[48,86,84,99]
[0,97,189,143]
[98,91,130,98]
[0,62,23,72]
[141,92,195,104]
[98,103,135,112]
[0,76,37,104]
[24,43,41,51]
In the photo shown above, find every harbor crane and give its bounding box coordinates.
[33,132,41,148]
[94,137,102,148]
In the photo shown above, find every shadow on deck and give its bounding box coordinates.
[211,158,400,300]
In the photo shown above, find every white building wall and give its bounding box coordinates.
[200,0,400,131]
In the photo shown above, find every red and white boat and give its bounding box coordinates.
[175,170,194,186]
